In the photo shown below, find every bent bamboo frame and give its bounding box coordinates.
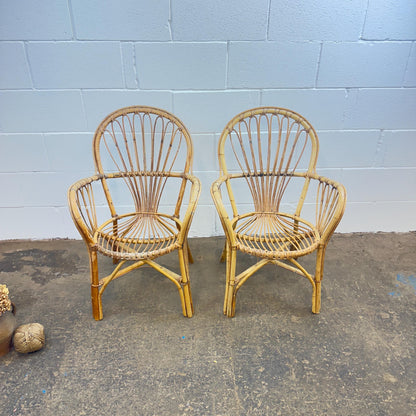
[68,107,200,320]
[211,107,346,317]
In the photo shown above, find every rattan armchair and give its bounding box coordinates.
[211,107,346,317]
[68,106,200,320]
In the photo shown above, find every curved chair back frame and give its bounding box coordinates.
[93,106,193,219]
[218,107,319,217]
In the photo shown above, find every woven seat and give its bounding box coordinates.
[94,212,181,260]
[68,107,200,320]
[234,212,320,259]
[211,107,346,317]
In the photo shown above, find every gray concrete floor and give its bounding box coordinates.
[0,233,415,415]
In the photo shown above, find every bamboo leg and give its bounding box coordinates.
[225,247,237,318]
[312,245,326,314]
[89,248,103,321]
[186,240,194,264]
[112,219,119,265]
[178,244,194,318]
[220,241,227,263]
[183,242,194,316]
[223,243,230,314]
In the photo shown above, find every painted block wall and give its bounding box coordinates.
[0,0,415,239]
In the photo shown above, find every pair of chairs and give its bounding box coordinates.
[68,106,346,320]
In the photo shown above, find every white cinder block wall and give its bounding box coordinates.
[0,0,415,239]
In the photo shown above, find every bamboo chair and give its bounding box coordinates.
[211,107,346,317]
[68,106,201,320]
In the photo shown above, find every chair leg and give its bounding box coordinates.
[220,241,227,263]
[186,240,194,264]
[178,244,194,318]
[223,243,230,314]
[312,245,326,314]
[224,246,237,317]
[88,248,103,321]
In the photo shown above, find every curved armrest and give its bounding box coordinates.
[308,173,347,243]
[68,174,103,245]
[177,173,201,243]
[69,172,201,246]
[210,175,237,246]
[211,172,346,246]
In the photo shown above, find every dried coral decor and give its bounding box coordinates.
[68,107,200,320]
[211,107,346,317]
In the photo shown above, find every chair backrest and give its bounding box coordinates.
[93,106,192,175]
[92,106,193,215]
[218,107,319,215]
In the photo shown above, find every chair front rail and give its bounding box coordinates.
[231,256,315,294]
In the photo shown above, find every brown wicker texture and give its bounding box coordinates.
[68,107,201,320]
[211,107,346,317]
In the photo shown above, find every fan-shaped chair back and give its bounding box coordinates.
[218,107,319,214]
[92,106,193,215]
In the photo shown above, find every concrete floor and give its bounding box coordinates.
[0,233,415,415]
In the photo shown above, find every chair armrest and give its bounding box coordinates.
[67,175,102,245]
[69,172,201,245]
[309,173,347,242]
[210,175,237,246]
[177,173,201,243]
[211,172,346,245]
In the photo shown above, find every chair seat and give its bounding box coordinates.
[94,212,180,260]
[233,212,320,259]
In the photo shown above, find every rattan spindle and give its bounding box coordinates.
[211,107,346,317]
[68,106,201,320]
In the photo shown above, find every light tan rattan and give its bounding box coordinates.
[68,106,201,320]
[211,107,346,317]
